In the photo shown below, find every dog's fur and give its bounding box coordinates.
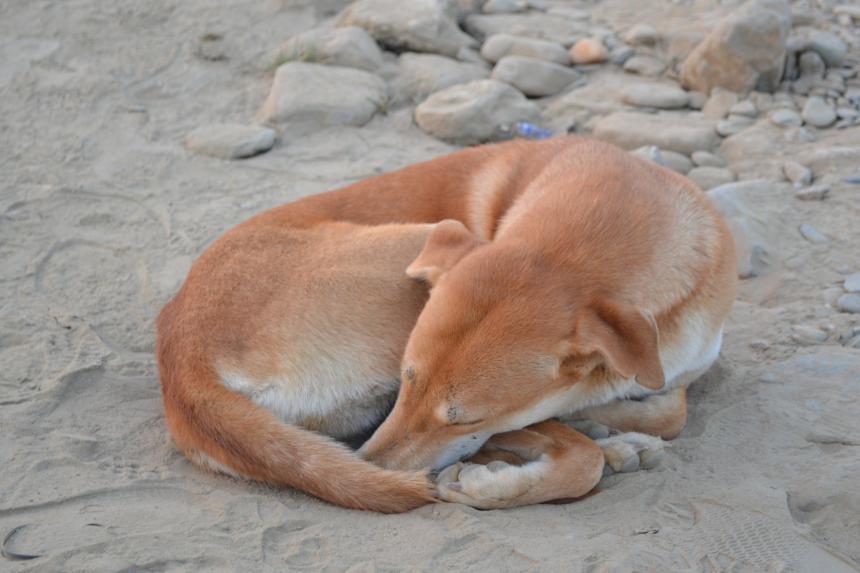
[157,137,736,512]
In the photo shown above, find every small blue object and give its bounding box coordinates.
[844,174,860,184]
[514,122,554,140]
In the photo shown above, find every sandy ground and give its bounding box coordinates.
[1,0,859,571]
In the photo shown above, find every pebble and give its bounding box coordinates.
[610,45,635,66]
[801,96,836,127]
[464,12,587,46]
[591,112,719,155]
[659,150,694,174]
[794,184,829,201]
[480,34,569,65]
[414,79,540,144]
[716,116,754,137]
[798,50,825,79]
[257,62,387,127]
[836,293,860,314]
[624,23,658,46]
[729,100,758,118]
[569,38,608,65]
[783,161,812,187]
[692,150,726,167]
[687,166,736,190]
[791,324,828,344]
[799,222,828,244]
[184,124,276,160]
[273,27,383,72]
[621,83,690,109]
[843,273,860,293]
[491,55,579,97]
[622,55,667,77]
[707,180,773,278]
[770,109,803,127]
[631,145,664,165]
[482,0,527,14]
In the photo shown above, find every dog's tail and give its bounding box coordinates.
[157,324,434,514]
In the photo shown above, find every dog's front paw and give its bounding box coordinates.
[596,432,666,475]
[435,459,546,509]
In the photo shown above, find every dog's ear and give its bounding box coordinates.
[569,299,665,390]
[406,220,485,284]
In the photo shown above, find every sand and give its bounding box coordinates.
[1,0,859,571]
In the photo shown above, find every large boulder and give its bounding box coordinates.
[491,56,579,97]
[591,112,719,155]
[414,79,540,144]
[337,0,475,57]
[391,53,488,105]
[272,27,383,72]
[680,0,791,95]
[258,62,387,127]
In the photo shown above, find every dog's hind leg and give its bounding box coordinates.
[435,420,604,509]
[573,386,688,440]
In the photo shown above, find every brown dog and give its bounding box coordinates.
[157,136,736,512]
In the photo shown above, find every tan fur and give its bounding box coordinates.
[157,136,737,512]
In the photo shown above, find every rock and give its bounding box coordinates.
[391,53,488,104]
[799,222,828,244]
[798,50,826,79]
[184,124,276,159]
[337,0,475,57]
[659,150,694,174]
[833,5,860,20]
[716,116,754,136]
[782,161,812,186]
[836,294,860,314]
[610,45,635,66]
[491,55,579,97]
[729,100,758,118]
[707,180,774,277]
[692,150,727,167]
[623,55,667,77]
[464,12,588,45]
[791,324,828,344]
[795,184,830,201]
[621,83,690,109]
[631,145,665,165]
[273,27,383,72]
[703,87,739,119]
[414,79,540,144]
[687,91,707,110]
[770,109,803,127]
[569,38,608,65]
[688,166,736,190]
[844,273,860,293]
[801,96,836,127]
[482,0,527,13]
[624,23,658,46]
[680,0,791,94]
[792,28,848,67]
[480,34,569,65]
[258,62,386,127]
[591,112,719,155]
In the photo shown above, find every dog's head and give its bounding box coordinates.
[359,220,664,471]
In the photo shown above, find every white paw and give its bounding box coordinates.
[596,432,666,475]
[435,458,547,509]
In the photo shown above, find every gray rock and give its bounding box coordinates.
[591,112,719,155]
[621,83,690,109]
[783,161,812,186]
[337,0,475,57]
[801,96,836,127]
[770,108,803,127]
[716,116,754,137]
[729,99,758,118]
[843,273,860,293]
[799,222,828,243]
[680,0,791,94]
[692,150,727,167]
[631,145,665,165]
[794,184,830,201]
[707,180,774,277]
[798,50,825,79]
[687,91,708,110]
[184,124,276,160]
[391,53,488,104]
[703,87,739,119]
[659,150,694,174]
[688,166,736,190]
[791,324,828,344]
[836,293,860,314]
[623,55,667,77]
[792,28,848,67]
[610,45,635,66]
[273,27,383,72]
[482,0,527,13]
[480,34,569,65]
[464,12,588,45]
[624,23,658,46]
[258,62,386,127]
[491,55,579,97]
[414,79,540,144]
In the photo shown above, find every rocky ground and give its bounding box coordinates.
[1,0,859,571]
